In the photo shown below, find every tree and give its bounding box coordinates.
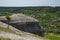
[5,15,11,29]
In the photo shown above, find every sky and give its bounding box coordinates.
[0,0,60,7]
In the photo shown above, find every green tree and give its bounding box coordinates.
[5,15,11,29]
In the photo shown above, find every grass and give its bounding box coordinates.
[0,37,11,40]
[44,33,60,40]
[0,27,16,33]
[0,26,22,36]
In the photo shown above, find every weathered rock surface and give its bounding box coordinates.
[0,21,48,40]
[0,14,44,36]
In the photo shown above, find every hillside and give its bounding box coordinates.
[0,6,60,40]
[0,6,60,34]
[0,21,49,40]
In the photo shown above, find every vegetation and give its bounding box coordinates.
[5,15,11,29]
[44,33,60,40]
[0,27,16,33]
[0,37,11,40]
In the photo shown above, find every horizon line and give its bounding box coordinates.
[0,6,60,7]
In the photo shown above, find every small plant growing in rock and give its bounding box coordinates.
[5,15,11,29]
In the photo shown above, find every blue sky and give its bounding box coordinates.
[0,0,60,7]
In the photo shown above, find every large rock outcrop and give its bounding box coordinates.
[0,14,44,36]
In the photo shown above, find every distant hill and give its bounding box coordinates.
[0,6,60,16]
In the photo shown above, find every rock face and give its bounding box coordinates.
[0,14,44,36]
